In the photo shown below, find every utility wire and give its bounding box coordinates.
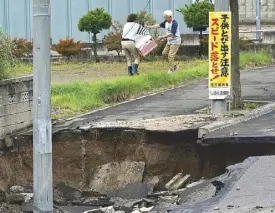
[143,0,151,11]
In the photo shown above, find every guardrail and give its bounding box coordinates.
[239,30,275,43]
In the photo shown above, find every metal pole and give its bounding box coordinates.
[214,0,229,11]
[33,0,53,212]
[211,0,230,115]
[149,0,153,14]
[256,0,261,41]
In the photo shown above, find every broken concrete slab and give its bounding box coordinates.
[20,193,33,203]
[98,206,115,213]
[165,174,191,191]
[178,180,216,205]
[77,199,114,207]
[150,203,177,213]
[139,206,154,212]
[171,174,191,191]
[159,196,179,204]
[147,191,169,198]
[60,206,99,213]
[89,161,145,194]
[111,198,143,212]
[186,179,205,188]
[165,173,183,190]
[107,183,152,199]
[89,114,221,132]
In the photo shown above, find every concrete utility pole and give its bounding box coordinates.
[211,0,230,115]
[33,0,53,212]
[256,0,261,41]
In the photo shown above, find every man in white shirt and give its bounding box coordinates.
[146,10,181,73]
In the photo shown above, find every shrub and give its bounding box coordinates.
[136,10,156,26]
[53,38,83,60]
[240,39,249,51]
[10,38,33,58]
[103,21,123,61]
[78,8,112,62]
[0,29,15,80]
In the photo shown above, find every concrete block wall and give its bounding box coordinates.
[0,75,33,140]
[239,0,275,24]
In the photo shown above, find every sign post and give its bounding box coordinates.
[209,11,231,114]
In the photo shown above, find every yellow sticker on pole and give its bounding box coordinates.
[209,12,231,100]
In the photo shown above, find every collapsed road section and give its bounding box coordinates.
[1,101,275,212]
[1,109,275,212]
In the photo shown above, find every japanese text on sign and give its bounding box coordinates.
[209,12,231,100]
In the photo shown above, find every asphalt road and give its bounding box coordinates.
[56,66,275,130]
[203,110,275,144]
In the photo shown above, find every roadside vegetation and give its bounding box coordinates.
[0,29,15,80]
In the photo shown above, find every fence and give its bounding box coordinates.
[0,0,192,44]
[0,75,33,142]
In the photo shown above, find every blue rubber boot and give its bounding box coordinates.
[128,66,133,76]
[132,64,139,75]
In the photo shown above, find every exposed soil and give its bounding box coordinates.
[1,127,275,193]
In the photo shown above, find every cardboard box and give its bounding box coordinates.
[135,35,158,56]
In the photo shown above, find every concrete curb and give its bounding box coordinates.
[198,101,275,139]
[64,80,203,122]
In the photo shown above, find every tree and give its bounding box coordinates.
[78,8,112,62]
[230,0,241,108]
[53,38,83,60]
[177,0,214,56]
[136,11,158,37]
[103,21,123,61]
[136,10,156,26]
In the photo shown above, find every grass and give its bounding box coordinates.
[241,101,267,110]
[11,58,204,83]
[240,51,273,69]
[11,62,95,76]
[50,50,273,119]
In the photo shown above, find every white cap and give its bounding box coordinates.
[164,10,173,17]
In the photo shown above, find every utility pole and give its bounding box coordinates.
[256,0,261,41]
[211,0,230,115]
[33,0,53,212]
